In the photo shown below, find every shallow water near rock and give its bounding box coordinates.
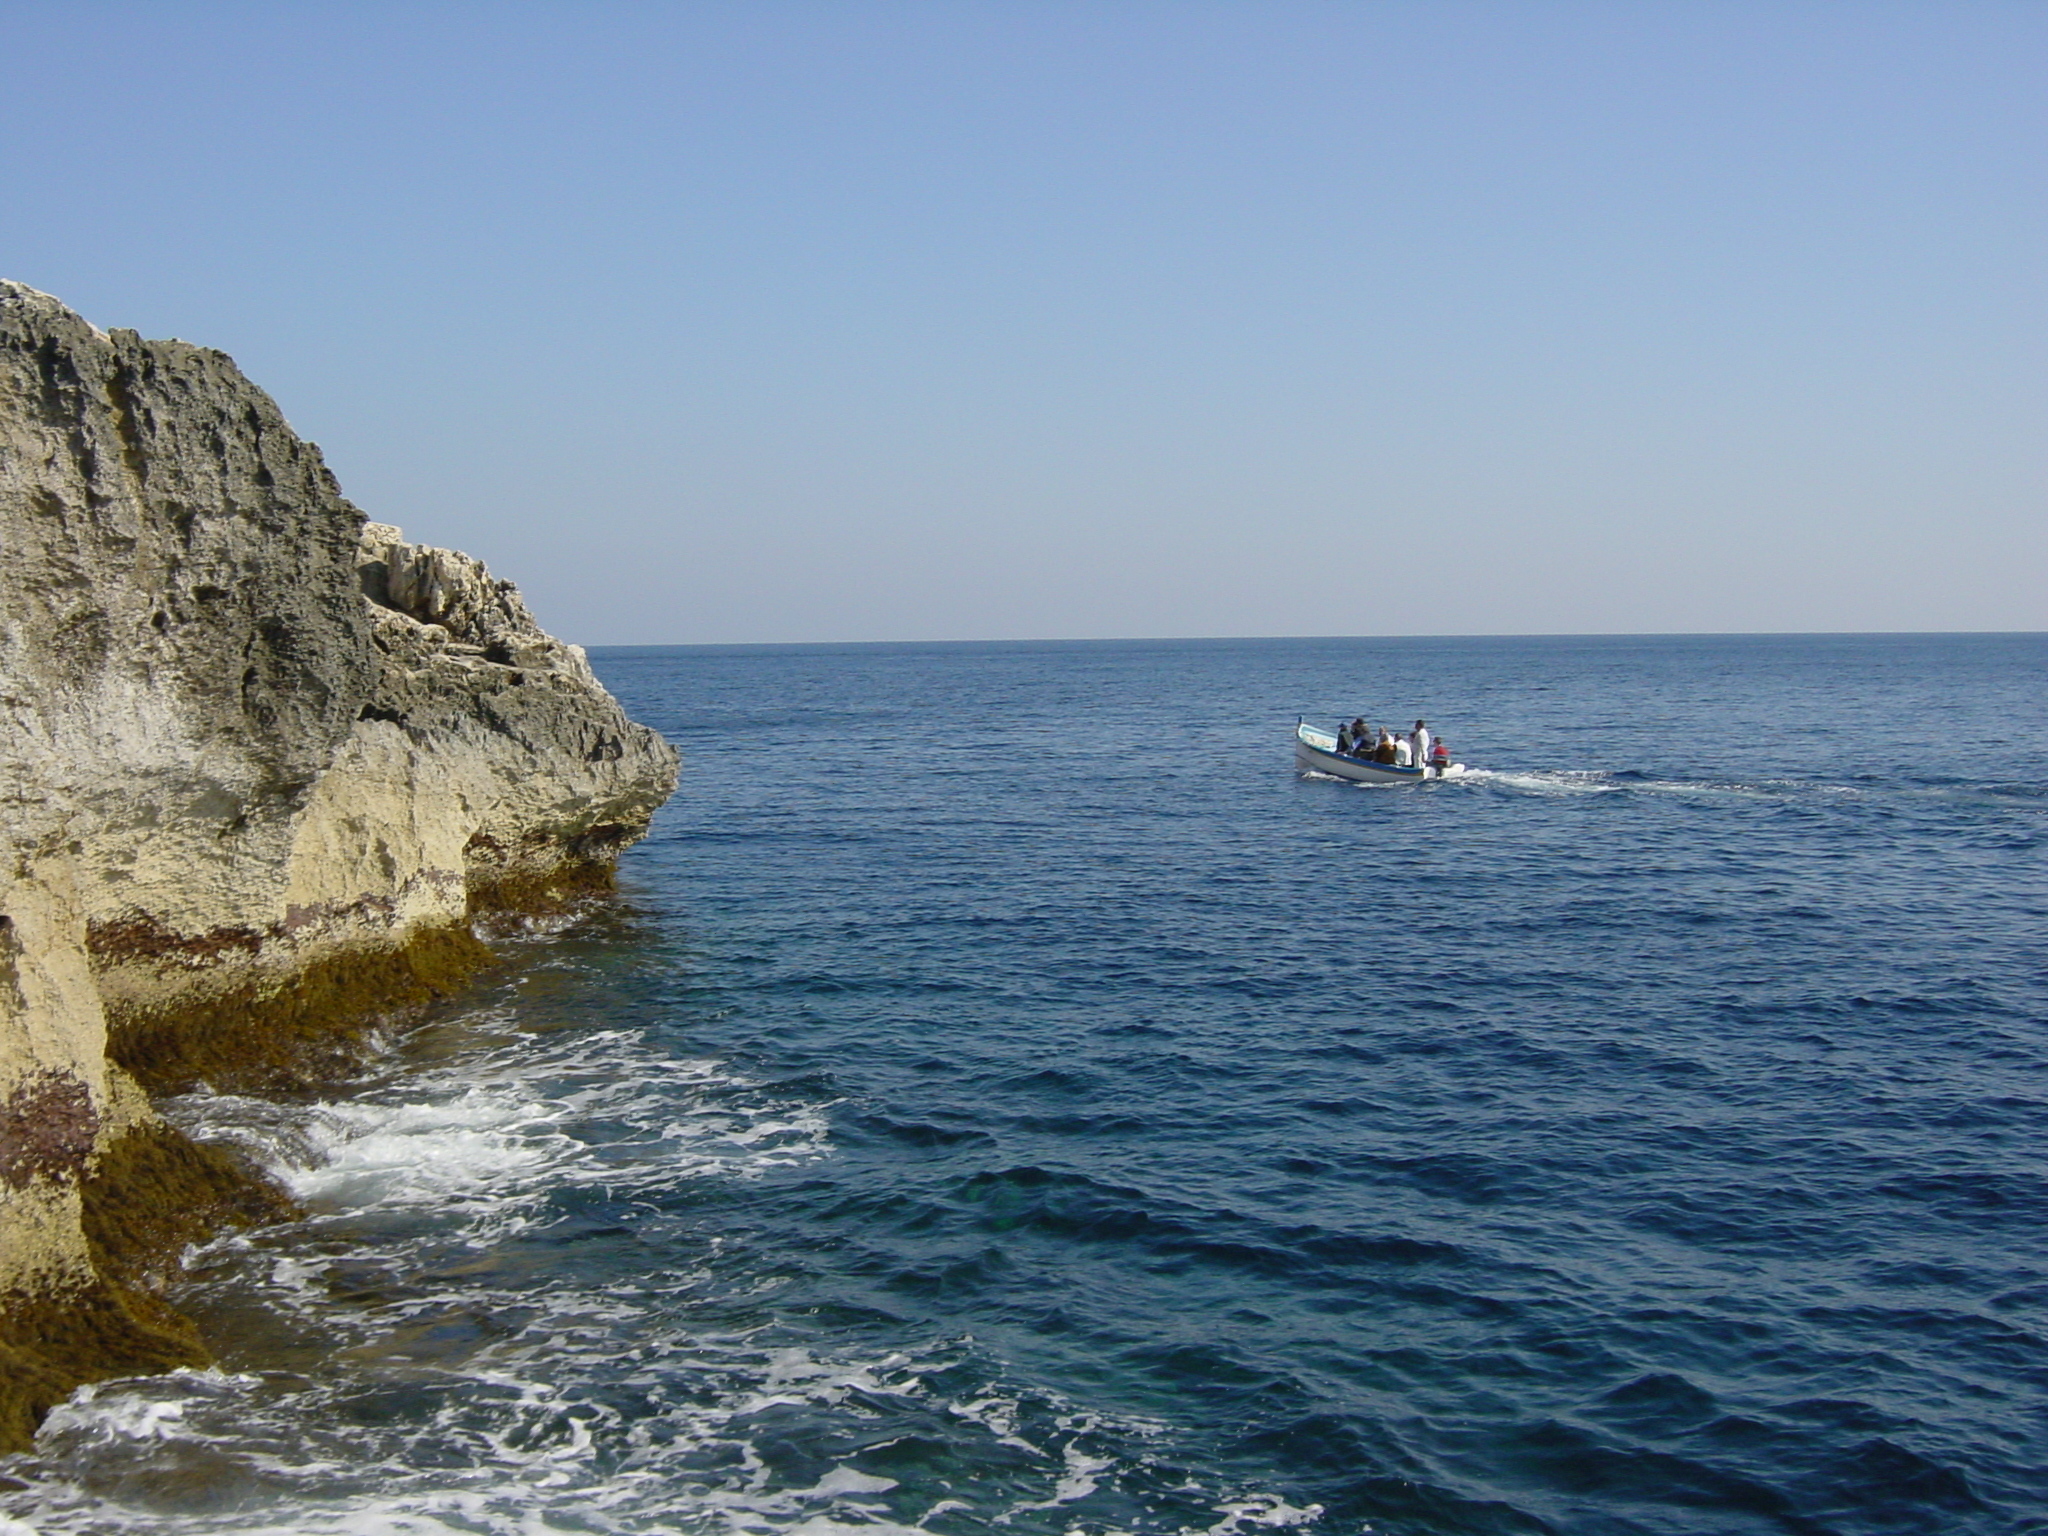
[5,633,2046,1535]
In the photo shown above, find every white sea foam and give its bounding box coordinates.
[171,1025,832,1229]
[1458,766,1893,803]
[1001,1437,1115,1515]
[5,1009,1316,1536]
[1457,768,1622,796]
[9,1333,1320,1535]
[1202,1497,1331,1532]
[284,1091,572,1210]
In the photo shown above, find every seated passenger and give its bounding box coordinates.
[1374,731,1398,764]
[1336,724,1354,754]
[1394,735,1413,767]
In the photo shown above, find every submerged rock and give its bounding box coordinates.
[0,280,678,1447]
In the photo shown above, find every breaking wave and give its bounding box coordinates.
[3,1004,1325,1536]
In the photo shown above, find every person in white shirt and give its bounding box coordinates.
[1412,720,1432,771]
[1393,734,1413,767]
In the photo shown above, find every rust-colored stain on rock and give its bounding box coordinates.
[0,1072,98,1189]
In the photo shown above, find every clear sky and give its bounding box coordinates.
[5,2,2042,643]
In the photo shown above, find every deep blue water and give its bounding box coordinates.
[6,634,2046,1536]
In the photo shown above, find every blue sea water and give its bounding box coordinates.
[5,633,2046,1536]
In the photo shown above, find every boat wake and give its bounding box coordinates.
[1416,766,2045,810]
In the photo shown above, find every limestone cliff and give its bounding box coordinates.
[0,281,678,1447]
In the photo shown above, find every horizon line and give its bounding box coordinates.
[584,628,2046,652]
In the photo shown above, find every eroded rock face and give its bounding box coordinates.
[0,280,678,1445]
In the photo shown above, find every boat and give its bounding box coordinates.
[1294,720,1437,783]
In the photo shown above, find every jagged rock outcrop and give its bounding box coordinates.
[0,281,678,1447]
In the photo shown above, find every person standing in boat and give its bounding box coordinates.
[1412,720,1432,770]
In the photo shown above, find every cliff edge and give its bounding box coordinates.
[0,281,679,1448]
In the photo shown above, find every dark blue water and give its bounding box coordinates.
[6,634,2046,1536]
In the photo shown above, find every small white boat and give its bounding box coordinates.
[1294,720,1439,783]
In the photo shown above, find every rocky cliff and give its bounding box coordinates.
[0,281,678,1448]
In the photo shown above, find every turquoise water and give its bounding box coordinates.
[6,634,2046,1535]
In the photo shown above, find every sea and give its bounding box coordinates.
[3,633,2045,1536]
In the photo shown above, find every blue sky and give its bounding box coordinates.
[5,2,2042,642]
